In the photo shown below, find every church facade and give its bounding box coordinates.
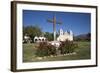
[57,29,73,41]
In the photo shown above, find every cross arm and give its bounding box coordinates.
[47,19,54,23]
[56,21,62,24]
[47,19,62,24]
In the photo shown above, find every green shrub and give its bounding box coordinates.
[58,40,78,54]
[35,42,56,57]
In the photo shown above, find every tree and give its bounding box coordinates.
[23,25,42,42]
[44,32,53,41]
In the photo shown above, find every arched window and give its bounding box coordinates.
[42,39,44,41]
[39,39,41,41]
[35,39,38,42]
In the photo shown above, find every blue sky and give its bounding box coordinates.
[23,10,91,36]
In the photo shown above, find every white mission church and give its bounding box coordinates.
[33,28,73,43]
[57,29,73,42]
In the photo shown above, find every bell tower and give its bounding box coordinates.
[60,29,63,35]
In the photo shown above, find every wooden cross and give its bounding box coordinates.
[47,13,62,41]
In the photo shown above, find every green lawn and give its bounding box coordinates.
[23,41,91,62]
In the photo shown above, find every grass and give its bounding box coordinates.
[23,41,90,62]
